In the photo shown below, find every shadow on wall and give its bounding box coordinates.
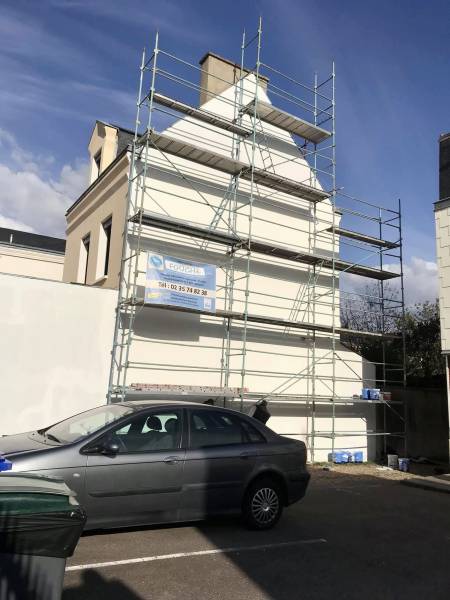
[131,305,339,350]
[140,163,312,222]
[131,240,334,288]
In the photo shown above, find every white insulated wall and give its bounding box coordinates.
[435,203,450,353]
[0,273,116,435]
[123,76,377,460]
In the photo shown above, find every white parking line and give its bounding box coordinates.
[67,538,327,572]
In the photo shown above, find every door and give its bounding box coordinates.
[84,409,185,528]
[181,409,264,520]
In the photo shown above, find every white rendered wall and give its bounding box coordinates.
[122,75,377,461]
[434,202,450,442]
[435,203,450,353]
[0,273,116,435]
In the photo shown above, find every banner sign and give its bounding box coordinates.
[145,253,216,313]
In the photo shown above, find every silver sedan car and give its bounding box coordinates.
[0,401,310,530]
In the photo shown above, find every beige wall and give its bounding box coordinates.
[435,200,450,353]
[88,122,119,185]
[199,53,268,106]
[63,153,129,290]
[0,244,64,281]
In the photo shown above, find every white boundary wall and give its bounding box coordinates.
[0,273,116,435]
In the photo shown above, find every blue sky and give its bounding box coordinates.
[0,0,449,302]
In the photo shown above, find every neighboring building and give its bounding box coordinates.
[0,271,116,435]
[0,227,65,281]
[63,122,133,288]
[62,52,381,462]
[435,133,450,413]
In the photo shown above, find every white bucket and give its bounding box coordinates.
[387,454,399,469]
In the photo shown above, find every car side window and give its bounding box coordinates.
[101,411,181,453]
[240,419,267,444]
[189,410,264,448]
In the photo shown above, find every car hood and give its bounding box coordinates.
[0,432,58,457]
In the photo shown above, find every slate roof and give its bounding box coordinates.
[0,227,66,254]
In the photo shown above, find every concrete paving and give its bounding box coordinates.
[63,467,450,600]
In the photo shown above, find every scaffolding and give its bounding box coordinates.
[107,20,407,462]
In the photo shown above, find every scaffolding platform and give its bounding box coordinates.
[126,300,401,341]
[153,92,251,137]
[137,129,330,203]
[121,383,246,400]
[108,27,407,462]
[131,210,400,280]
[242,98,332,143]
[326,226,400,249]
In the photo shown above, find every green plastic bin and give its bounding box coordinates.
[0,473,86,600]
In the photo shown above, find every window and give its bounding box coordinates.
[240,420,266,444]
[189,410,265,448]
[101,411,182,454]
[93,150,102,177]
[97,216,112,277]
[44,404,134,444]
[78,234,91,284]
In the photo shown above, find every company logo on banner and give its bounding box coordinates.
[145,253,216,313]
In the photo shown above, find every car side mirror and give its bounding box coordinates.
[101,440,120,455]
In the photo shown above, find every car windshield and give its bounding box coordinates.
[41,405,134,444]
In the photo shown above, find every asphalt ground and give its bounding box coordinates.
[63,466,450,600]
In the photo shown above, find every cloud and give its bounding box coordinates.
[0,215,35,233]
[398,257,438,306]
[0,130,88,236]
[341,256,438,307]
[49,0,213,44]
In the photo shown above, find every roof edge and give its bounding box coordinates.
[434,197,450,211]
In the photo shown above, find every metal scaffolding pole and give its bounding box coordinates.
[105,23,407,464]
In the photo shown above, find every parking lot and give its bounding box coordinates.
[63,466,450,599]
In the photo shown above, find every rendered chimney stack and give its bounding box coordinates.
[199,52,267,106]
[440,133,450,202]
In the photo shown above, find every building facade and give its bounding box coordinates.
[61,52,393,462]
[0,227,65,281]
[434,133,450,434]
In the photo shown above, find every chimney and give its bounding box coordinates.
[439,133,450,202]
[199,52,268,106]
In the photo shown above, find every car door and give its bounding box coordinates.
[180,408,263,520]
[83,409,185,528]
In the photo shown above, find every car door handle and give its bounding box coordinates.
[240,451,257,459]
[164,456,181,465]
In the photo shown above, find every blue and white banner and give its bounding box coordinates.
[145,253,216,313]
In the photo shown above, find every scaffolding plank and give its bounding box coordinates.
[130,211,400,281]
[137,130,330,203]
[127,384,246,398]
[153,93,251,137]
[242,99,332,143]
[126,300,401,341]
[248,169,329,203]
[138,129,243,175]
[117,387,401,404]
[327,227,400,249]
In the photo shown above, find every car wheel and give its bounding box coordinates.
[243,478,283,530]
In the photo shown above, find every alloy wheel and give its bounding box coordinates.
[251,487,279,525]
